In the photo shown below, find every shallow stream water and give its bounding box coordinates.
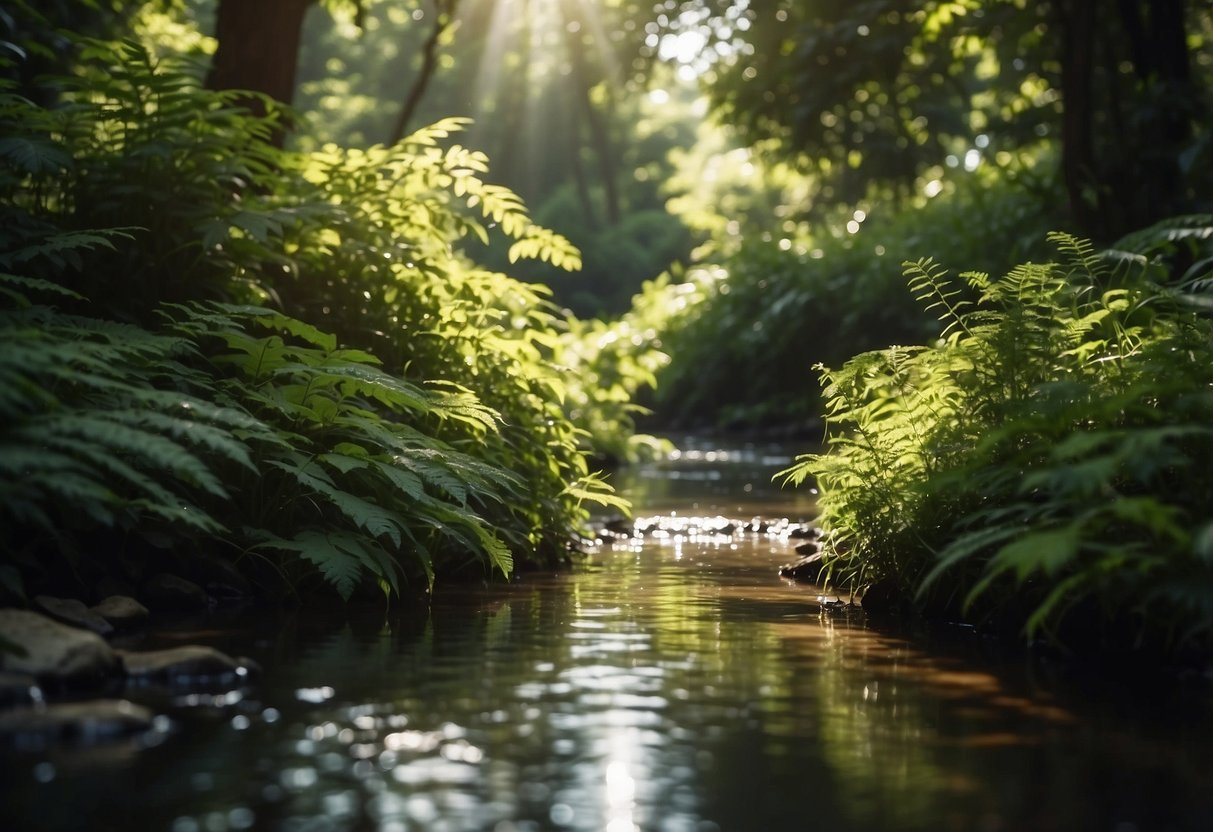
[7,439,1213,831]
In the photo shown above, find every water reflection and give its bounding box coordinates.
[6,442,1213,831]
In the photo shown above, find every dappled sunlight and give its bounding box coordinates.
[5,3,1213,831]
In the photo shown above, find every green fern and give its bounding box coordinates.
[903,257,974,340]
[0,35,630,601]
[799,230,1213,649]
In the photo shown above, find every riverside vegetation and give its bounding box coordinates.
[781,221,1213,654]
[4,3,1213,668]
[0,40,641,606]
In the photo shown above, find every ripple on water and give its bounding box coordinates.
[9,455,1213,832]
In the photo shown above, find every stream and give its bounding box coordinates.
[7,438,1213,831]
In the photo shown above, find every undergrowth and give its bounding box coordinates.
[648,170,1060,431]
[0,38,632,603]
[783,220,1213,653]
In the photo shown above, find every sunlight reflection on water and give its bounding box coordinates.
[6,441,1213,831]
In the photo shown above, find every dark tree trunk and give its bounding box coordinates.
[1057,0,1104,238]
[206,0,315,143]
[1115,0,1195,229]
[1057,0,1197,241]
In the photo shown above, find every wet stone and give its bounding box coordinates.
[788,525,824,540]
[779,553,826,584]
[0,699,155,750]
[119,645,250,686]
[34,595,114,637]
[90,595,149,631]
[0,609,119,685]
[603,518,635,536]
[94,576,137,604]
[860,578,905,616]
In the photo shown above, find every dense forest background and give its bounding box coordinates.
[4,0,1213,650]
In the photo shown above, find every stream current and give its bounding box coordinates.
[7,439,1213,831]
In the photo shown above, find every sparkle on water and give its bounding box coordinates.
[5,438,1213,831]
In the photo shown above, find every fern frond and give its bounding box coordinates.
[31,412,230,500]
[215,305,338,351]
[252,530,362,600]
[266,457,406,546]
[0,228,138,272]
[106,409,257,473]
[373,459,427,501]
[1047,231,1106,280]
[1114,213,1213,253]
[0,273,85,307]
[903,257,973,339]
[395,449,468,505]
[0,135,72,176]
[313,362,432,414]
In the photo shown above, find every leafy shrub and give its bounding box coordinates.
[0,270,259,599]
[0,259,535,601]
[784,224,1213,651]
[649,169,1061,430]
[0,38,630,602]
[0,40,285,318]
[553,270,684,463]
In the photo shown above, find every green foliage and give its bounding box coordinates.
[650,166,1059,430]
[785,225,1213,651]
[168,301,527,591]
[288,1,699,317]
[552,271,681,463]
[0,266,260,588]
[0,36,634,602]
[705,0,1212,239]
[528,193,694,317]
[1,38,286,316]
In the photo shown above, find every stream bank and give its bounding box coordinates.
[3,437,1213,831]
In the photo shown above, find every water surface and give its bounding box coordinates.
[7,439,1213,831]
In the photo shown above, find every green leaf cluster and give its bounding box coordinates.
[785,221,1213,650]
[648,166,1059,431]
[0,37,631,602]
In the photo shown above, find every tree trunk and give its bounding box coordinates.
[1056,0,1104,239]
[206,0,315,142]
[1115,0,1195,230]
[1059,0,1197,240]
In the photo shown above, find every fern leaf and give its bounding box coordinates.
[319,452,369,475]
[471,524,513,578]
[267,458,404,546]
[130,497,225,534]
[1047,231,1106,279]
[562,475,631,514]
[396,450,468,505]
[3,229,136,270]
[0,273,86,306]
[254,530,363,600]
[0,135,72,175]
[903,257,973,339]
[104,408,258,473]
[317,362,432,414]
[219,304,338,351]
[31,412,229,500]
[374,459,426,501]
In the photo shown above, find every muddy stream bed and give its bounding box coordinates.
[5,438,1213,831]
